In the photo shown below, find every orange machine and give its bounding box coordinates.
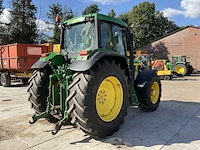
[40,43,60,53]
[0,43,49,86]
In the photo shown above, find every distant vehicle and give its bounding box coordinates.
[0,43,49,86]
[170,55,194,76]
[151,59,173,80]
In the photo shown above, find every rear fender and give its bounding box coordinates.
[31,52,64,69]
[31,60,50,69]
[134,70,157,88]
[69,51,129,73]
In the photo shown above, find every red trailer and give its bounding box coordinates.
[0,43,49,87]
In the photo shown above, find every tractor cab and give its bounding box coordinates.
[58,14,136,77]
[172,55,187,63]
[60,14,131,57]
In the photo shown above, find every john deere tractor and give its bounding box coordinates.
[27,13,161,138]
[171,55,194,76]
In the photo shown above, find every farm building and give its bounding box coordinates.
[139,26,200,71]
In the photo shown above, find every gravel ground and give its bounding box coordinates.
[0,75,200,150]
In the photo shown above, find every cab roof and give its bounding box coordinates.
[64,13,128,28]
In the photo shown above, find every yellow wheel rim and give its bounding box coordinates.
[151,82,160,104]
[96,76,123,122]
[176,66,185,74]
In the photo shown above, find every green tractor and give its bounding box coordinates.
[171,55,194,76]
[27,13,161,138]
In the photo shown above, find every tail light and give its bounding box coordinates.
[41,53,49,58]
[80,50,89,56]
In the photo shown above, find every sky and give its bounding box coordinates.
[1,0,200,32]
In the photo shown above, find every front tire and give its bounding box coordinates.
[164,75,172,80]
[27,68,57,122]
[27,69,49,113]
[68,60,129,138]
[186,65,193,76]
[1,73,11,87]
[135,70,161,111]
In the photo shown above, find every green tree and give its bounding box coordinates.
[108,9,116,17]
[128,2,179,48]
[153,11,179,39]
[47,3,62,43]
[5,0,37,44]
[47,3,74,43]
[0,0,4,44]
[82,4,100,15]
[47,3,62,22]
[62,6,74,21]
[0,0,3,15]
[118,12,129,24]
[129,2,156,47]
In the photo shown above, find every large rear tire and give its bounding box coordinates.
[27,69,49,113]
[27,68,57,122]
[186,65,193,76]
[68,60,129,138]
[135,70,161,112]
[1,73,11,87]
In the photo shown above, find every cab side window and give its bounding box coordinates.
[100,21,125,55]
